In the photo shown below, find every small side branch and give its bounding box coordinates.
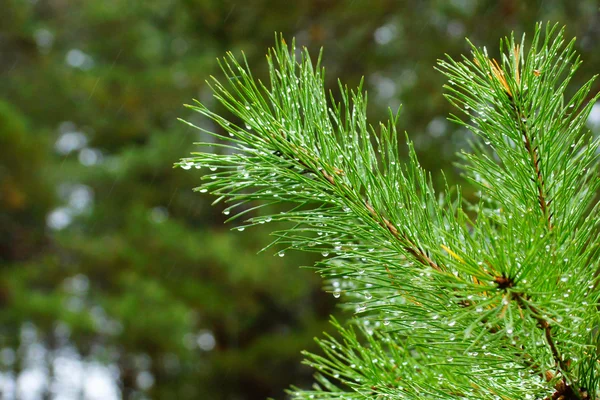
[521,124,553,230]
[487,49,553,230]
[275,134,444,272]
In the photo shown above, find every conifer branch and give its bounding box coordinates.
[270,119,444,272]
[179,25,600,399]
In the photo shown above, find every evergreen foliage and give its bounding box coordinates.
[180,23,600,399]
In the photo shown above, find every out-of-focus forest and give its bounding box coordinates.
[1,1,600,399]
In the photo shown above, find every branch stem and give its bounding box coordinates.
[515,101,553,230]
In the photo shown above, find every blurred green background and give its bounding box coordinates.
[1,0,600,399]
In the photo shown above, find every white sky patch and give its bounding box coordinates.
[65,49,94,70]
[78,148,103,166]
[17,368,48,400]
[370,74,397,100]
[67,185,94,213]
[48,184,95,230]
[197,330,216,351]
[374,23,397,45]
[55,132,88,155]
[587,101,600,129]
[0,373,17,398]
[1,354,120,400]
[427,117,448,138]
[34,29,54,53]
[46,207,72,230]
[136,371,154,391]
[82,363,120,400]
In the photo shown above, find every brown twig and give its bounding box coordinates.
[512,293,578,400]
[363,199,442,272]
[521,125,553,230]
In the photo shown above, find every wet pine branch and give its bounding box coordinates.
[179,24,600,399]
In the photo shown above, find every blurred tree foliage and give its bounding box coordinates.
[0,0,599,399]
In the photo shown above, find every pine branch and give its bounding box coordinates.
[179,25,600,399]
[269,124,444,272]
[440,22,600,399]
